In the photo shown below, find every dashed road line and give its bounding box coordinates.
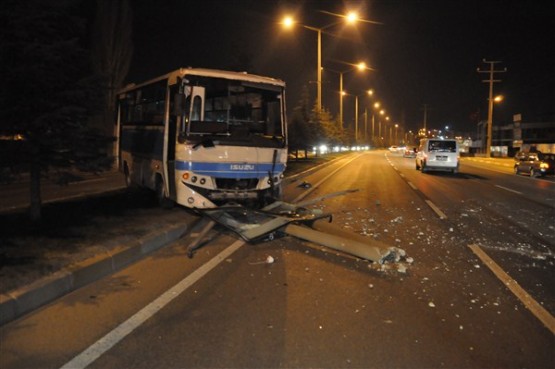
[425,199,448,219]
[495,184,522,195]
[386,153,448,220]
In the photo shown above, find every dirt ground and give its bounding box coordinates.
[0,190,191,294]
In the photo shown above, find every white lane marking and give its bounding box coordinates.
[425,199,447,219]
[60,240,245,369]
[468,244,555,334]
[407,181,417,190]
[291,154,362,203]
[495,184,522,195]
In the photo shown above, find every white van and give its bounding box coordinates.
[415,138,459,173]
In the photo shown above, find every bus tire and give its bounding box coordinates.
[155,175,174,209]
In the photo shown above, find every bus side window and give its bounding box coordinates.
[191,95,202,121]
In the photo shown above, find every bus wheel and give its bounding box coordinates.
[155,176,174,209]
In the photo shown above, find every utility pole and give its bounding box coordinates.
[477,59,506,157]
[421,104,429,132]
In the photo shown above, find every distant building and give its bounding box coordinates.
[474,114,555,156]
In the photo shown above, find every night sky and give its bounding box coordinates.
[127,0,555,136]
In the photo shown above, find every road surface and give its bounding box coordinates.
[1,151,553,368]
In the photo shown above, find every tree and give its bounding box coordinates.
[288,86,312,156]
[309,103,345,148]
[288,84,348,157]
[317,108,343,147]
[90,0,133,146]
[0,0,113,221]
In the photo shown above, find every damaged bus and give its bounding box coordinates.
[116,68,287,209]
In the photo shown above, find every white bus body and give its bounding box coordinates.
[116,68,287,209]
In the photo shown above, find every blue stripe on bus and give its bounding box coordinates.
[175,161,285,178]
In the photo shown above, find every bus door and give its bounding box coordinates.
[166,84,181,201]
[166,118,177,200]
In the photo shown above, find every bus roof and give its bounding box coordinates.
[119,67,286,93]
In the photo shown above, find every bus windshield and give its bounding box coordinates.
[185,76,284,141]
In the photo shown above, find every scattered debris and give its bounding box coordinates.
[183,190,410,267]
[391,216,403,223]
[297,181,312,189]
[249,255,275,265]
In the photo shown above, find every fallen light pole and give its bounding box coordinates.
[282,223,403,263]
[186,190,407,265]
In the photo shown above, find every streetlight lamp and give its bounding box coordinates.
[281,13,360,113]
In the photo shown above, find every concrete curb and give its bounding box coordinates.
[0,223,187,326]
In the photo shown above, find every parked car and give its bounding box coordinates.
[415,138,459,173]
[544,154,555,175]
[514,151,553,177]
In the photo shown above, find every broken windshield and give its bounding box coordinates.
[185,76,284,144]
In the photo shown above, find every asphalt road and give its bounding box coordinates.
[1,151,554,368]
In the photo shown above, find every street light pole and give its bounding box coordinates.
[339,72,344,129]
[364,108,368,141]
[371,112,375,144]
[282,13,363,113]
[478,59,506,157]
[354,89,373,143]
[327,63,371,130]
[355,95,359,142]
[317,29,322,112]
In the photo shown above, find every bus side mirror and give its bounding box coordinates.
[173,93,185,115]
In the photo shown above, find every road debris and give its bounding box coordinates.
[249,255,275,265]
[184,190,410,266]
